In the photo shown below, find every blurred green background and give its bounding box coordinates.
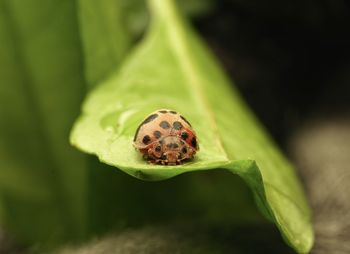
[0,0,349,253]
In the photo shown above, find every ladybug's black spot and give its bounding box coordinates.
[181,132,188,140]
[158,110,167,114]
[161,154,167,160]
[134,114,158,140]
[181,147,187,154]
[191,137,197,148]
[159,121,170,129]
[169,110,177,114]
[142,135,151,145]
[180,115,191,126]
[155,146,161,152]
[173,121,183,130]
[154,130,162,139]
[142,113,158,125]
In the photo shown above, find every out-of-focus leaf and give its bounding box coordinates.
[77,0,131,88]
[71,0,314,252]
[0,0,139,248]
[77,0,216,88]
[119,0,216,45]
[0,0,87,246]
[177,0,215,17]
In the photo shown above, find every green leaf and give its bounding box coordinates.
[71,0,314,252]
[77,0,132,88]
[0,0,87,246]
[0,0,139,248]
[76,0,247,238]
[116,0,215,45]
[177,0,216,17]
[77,0,215,88]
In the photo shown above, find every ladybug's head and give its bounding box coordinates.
[149,135,195,165]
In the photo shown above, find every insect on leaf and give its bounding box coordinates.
[70,0,314,252]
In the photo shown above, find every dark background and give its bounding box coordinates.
[194,0,350,147]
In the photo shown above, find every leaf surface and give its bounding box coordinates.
[71,0,314,252]
[0,0,87,245]
[77,0,132,88]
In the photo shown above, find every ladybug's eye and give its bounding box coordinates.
[166,143,179,149]
[181,132,188,140]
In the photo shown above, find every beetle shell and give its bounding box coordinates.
[133,109,199,165]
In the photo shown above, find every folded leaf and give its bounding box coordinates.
[71,0,314,252]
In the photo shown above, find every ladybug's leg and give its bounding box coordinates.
[147,159,157,164]
[145,147,159,164]
[154,159,163,165]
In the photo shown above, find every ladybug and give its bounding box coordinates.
[133,109,199,165]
